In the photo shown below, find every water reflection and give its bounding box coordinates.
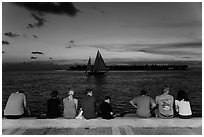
[86,75,107,104]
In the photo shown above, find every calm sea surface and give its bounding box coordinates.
[2,70,202,116]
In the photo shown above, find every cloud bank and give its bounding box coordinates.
[14,2,79,17]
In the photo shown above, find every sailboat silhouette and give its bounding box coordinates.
[86,50,107,75]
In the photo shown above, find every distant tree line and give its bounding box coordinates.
[69,64,189,71]
[3,63,188,71]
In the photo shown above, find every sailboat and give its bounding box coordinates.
[86,50,107,75]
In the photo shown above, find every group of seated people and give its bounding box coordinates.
[3,85,192,119]
[130,85,192,119]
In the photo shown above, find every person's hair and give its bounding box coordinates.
[105,96,111,101]
[84,88,92,95]
[52,90,58,97]
[140,90,147,95]
[161,85,169,93]
[176,90,189,101]
[18,91,24,93]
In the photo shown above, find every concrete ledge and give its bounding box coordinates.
[2,117,202,129]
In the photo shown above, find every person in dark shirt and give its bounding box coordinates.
[99,96,114,119]
[81,89,97,119]
[47,90,61,118]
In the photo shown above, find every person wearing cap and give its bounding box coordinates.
[155,85,174,118]
[4,91,29,119]
[81,89,97,119]
[47,90,61,118]
[130,90,156,118]
[63,89,78,119]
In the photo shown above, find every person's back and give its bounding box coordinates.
[156,94,174,117]
[47,90,61,118]
[100,96,114,119]
[63,98,77,119]
[155,86,174,118]
[175,90,192,118]
[63,90,78,119]
[130,91,155,118]
[4,91,26,119]
[47,98,61,118]
[81,89,97,119]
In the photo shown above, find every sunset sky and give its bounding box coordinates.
[2,2,202,65]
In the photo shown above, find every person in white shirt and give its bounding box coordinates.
[175,90,192,119]
[4,91,30,119]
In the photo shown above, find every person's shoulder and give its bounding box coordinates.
[147,96,154,100]
[167,94,174,98]
[156,94,162,97]
[175,99,179,103]
[19,92,25,96]
[63,97,67,102]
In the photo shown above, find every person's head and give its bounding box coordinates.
[140,90,147,96]
[84,88,93,96]
[18,91,24,94]
[104,96,111,103]
[68,90,74,96]
[176,90,189,101]
[161,85,169,94]
[52,90,58,97]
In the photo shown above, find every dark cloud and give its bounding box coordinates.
[33,35,38,38]
[2,40,10,45]
[4,32,20,37]
[182,56,191,59]
[31,13,47,28]
[65,40,77,48]
[26,24,35,28]
[135,42,202,56]
[14,2,79,17]
[138,49,147,52]
[31,56,37,59]
[66,46,72,48]
[31,51,44,55]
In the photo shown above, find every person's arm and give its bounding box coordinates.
[130,100,137,108]
[23,94,27,108]
[110,105,113,115]
[150,98,156,109]
[94,97,99,115]
[74,99,78,110]
[175,100,179,112]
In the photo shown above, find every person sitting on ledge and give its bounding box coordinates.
[47,90,61,118]
[130,90,156,118]
[175,90,192,119]
[63,89,78,119]
[99,96,114,119]
[155,85,174,119]
[4,91,30,119]
[81,88,97,119]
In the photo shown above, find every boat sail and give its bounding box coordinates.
[86,50,107,75]
[85,57,92,73]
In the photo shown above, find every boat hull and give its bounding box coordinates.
[87,71,106,75]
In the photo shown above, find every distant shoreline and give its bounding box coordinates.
[3,64,200,71]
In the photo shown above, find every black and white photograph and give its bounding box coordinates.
[2,2,202,135]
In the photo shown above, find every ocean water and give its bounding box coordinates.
[2,70,202,116]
